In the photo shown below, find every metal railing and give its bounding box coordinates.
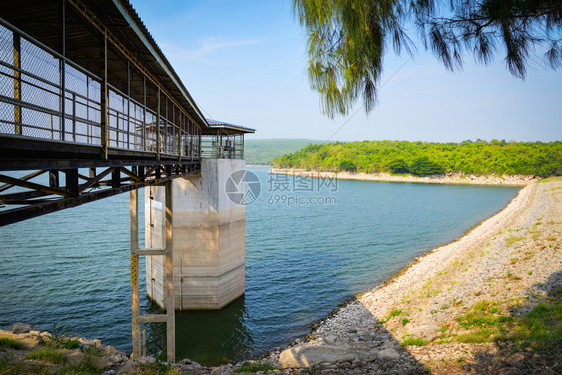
[0,20,201,160]
[201,133,244,159]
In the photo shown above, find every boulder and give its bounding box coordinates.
[101,345,118,355]
[377,347,400,360]
[10,323,37,334]
[279,345,371,369]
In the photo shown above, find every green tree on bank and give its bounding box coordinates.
[272,140,562,177]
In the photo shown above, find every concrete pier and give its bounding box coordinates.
[145,159,246,309]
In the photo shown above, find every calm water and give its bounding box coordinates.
[0,167,520,365]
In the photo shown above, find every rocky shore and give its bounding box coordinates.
[2,179,560,374]
[269,168,536,186]
[268,179,561,374]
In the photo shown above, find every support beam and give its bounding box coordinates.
[139,314,167,323]
[49,170,59,188]
[111,169,120,188]
[130,189,141,358]
[165,181,175,362]
[133,248,165,256]
[0,174,71,197]
[65,169,79,196]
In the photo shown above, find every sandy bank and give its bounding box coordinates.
[270,168,536,186]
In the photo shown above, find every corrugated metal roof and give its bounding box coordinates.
[206,119,256,134]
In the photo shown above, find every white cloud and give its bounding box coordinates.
[168,37,264,61]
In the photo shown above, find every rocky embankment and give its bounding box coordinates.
[270,168,536,185]
[0,323,216,374]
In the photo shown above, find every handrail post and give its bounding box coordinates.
[178,112,182,161]
[13,32,22,136]
[100,29,109,159]
[59,0,66,141]
[156,87,161,160]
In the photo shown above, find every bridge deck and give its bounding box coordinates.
[0,0,253,227]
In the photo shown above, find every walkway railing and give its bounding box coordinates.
[201,133,244,159]
[0,19,200,160]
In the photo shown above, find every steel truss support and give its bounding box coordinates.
[0,161,200,226]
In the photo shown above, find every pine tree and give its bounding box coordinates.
[293,0,561,116]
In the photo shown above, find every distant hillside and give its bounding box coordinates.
[244,138,329,165]
[272,140,562,177]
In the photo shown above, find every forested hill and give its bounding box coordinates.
[244,138,328,165]
[272,140,562,177]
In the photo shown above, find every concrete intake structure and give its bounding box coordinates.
[145,159,246,309]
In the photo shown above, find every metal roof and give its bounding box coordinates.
[205,119,256,135]
[0,0,210,129]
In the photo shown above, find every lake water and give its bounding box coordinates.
[0,166,520,365]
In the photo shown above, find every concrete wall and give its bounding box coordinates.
[145,159,246,310]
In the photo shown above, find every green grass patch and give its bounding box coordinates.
[379,308,402,323]
[56,355,102,375]
[538,176,562,183]
[0,353,40,375]
[501,302,562,352]
[456,300,512,329]
[550,286,562,297]
[457,328,497,343]
[234,361,278,373]
[401,336,427,346]
[0,337,23,351]
[402,318,410,326]
[506,235,525,246]
[82,346,103,357]
[455,291,562,353]
[59,339,80,350]
[26,347,68,365]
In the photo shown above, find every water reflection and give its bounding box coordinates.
[143,296,253,365]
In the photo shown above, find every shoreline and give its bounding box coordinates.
[269,168,536,186]
[270,178,561,373]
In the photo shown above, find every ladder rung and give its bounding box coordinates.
[139,314,168,323]
[134,248,166,256]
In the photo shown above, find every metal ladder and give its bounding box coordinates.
[129,184,175,362]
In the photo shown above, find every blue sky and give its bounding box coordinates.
[130,0,561,142]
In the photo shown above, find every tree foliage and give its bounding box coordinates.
[293,0,562,116]
[388,158,409,174]
[244,139,329,165]
[272,140,562,177]
[409,156,445,176]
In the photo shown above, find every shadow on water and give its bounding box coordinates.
[143,297,254,366]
